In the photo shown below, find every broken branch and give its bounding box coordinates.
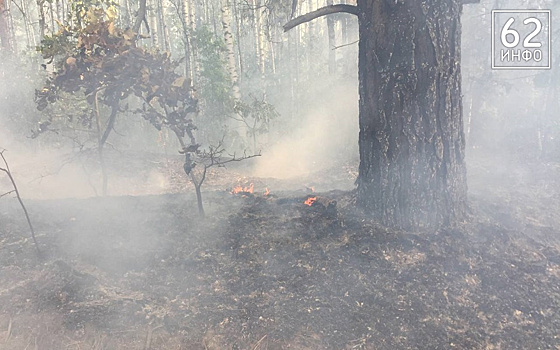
[283,4,358,32]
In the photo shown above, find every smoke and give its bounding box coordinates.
[252,80,359,179]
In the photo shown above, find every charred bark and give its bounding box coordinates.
[356,0,468,229]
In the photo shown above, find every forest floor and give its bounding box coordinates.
[1,153,560,349]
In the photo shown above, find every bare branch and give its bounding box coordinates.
[0,190,15,199]
[283,4,357,32]
[332,39,358,50]
[0,150,41,256]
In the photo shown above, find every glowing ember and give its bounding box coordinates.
[264,188,270,196]
[304,196,317,206]
[231,183,254,194]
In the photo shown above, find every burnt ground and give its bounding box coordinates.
[1,155,560,349]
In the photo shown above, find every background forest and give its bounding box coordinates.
[0,0,558,198]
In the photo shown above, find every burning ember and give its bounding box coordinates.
[304,196,317,206]
[264,188,270,196]
[231,183,254,194]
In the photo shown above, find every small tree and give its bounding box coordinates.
[34,4,258,214]
[233,97,279,152]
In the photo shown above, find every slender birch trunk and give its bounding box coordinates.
[49,1,55,33]
[149,0,159,47]
[188,0,199,84]
[37,0,46,40]
[221,0,241,100]
[232,0,243,77]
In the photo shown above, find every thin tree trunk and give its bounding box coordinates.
[181,0,192,80]
[193,180,205,216]
[124,0,132,28]
[132,0,147,33]
[55,0,61,25]
[149,0,159,47]
[37,0,46,40]
[256,1,265,77]
[306,0,313,78]
[326,0,336,74]
[22,0,32,49]
[252,0,261,73]
[94,92,119,196]
[221,0,241,100]
[49,1,55,33]
[189,0,199,84]
[0,0,12,51]
[22,0,36,48]
[7,0,17,52]
[158,0,170,52]
[233,0,243,77]
[356,0,468,229]
[94,94,108,196]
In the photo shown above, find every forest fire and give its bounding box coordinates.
[231,183,254,194]
[304,196,317,206]
[2,0,560,348]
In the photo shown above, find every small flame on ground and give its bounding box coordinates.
[304,196,317,206]
[231,183,254,194]
[264,188,270,196]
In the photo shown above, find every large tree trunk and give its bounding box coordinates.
[356,0,467,229]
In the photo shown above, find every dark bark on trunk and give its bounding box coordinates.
[356,0,467,229]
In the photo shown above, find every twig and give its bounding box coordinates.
[332,39,359,50]
[0,190,15,199]
[0,150,41,256]
[251,334,268,350]
[143,325,163,350]
[5,317,12,342]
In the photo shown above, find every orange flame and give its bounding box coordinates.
[231,183,254,194]
[264,188,270,196]
[304,196,317,206]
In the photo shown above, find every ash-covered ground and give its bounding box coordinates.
[1,154,560,349]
